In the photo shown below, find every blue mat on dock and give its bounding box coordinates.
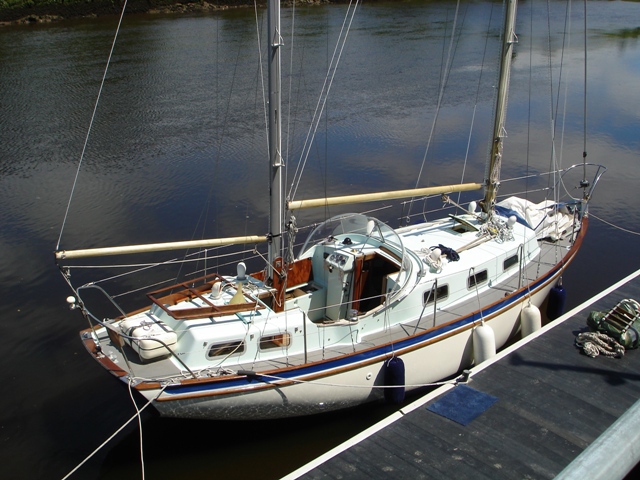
[427,385,498,426]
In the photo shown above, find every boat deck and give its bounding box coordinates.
[285,269,640,479]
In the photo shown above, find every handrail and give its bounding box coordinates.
[517,243,525,291]
[414,279,438,334]
[77,284,128,318]
[76,284,197,378]
[302,312,308,364]
[554,162,607,202]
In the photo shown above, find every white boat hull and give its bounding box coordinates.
[142,270,560,420]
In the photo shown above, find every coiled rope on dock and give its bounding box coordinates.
[575,332,625,358]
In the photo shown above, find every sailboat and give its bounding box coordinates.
[55,0,605,420]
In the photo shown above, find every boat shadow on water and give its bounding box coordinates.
[98,391,428,479]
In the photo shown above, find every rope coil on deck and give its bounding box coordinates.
[478,215,515,243]
[421,247,443,273]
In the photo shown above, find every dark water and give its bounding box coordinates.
[1,1,639,478]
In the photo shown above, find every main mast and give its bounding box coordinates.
[482,0,518,214]
[268,0,284,278]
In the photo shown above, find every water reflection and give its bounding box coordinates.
[1,1,639,479]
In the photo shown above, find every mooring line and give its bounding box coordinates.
[61,384,166,480]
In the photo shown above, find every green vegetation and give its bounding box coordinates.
[0,0,339,24]
[1,0,127,23]
[0,0,262,24]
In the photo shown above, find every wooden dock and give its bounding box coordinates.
[284,269,640,480]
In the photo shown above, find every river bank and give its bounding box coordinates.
[0,0,328,25]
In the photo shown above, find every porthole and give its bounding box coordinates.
[259,333,291,350]
[423,285,449,305]
[207,340,245,359]
[503,254,519,271]
[468,270,488,289]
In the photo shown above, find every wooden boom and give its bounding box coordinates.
[55,235,268,260]
[287,183,482,210]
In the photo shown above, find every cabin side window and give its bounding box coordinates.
[467,270,488,289]
[207,340,245,359]
[259,333,291,351]
[503,254,519,271]
[423,285,449,305]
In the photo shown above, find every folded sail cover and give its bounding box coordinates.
[496,197,576,240]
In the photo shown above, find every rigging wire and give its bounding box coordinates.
[288,0,360,202]
[547,1,580,270]
[546,0,573,206]
[526,0,538,279]
[457,2,496,205]
[544,0,555,165]
[406,0,463,222]
[238,1,270,262]
[256,0,269,154]
[547,0,586,209]
[285,0,296,168]
[182,13,256,282]
[557,0,573,176]
[557,2,578,206]
[513,0,536,298]
[590,213,640,237]
[56,0,129,251]
[65,246,257,273]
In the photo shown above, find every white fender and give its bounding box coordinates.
[521,303,542,337]
[473,323,496,364]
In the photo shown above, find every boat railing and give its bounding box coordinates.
[75,284,197,379]
[517,243,525,290]
[557,163,607,203]
[146,272,264,320]
[414,279,439,333]
[498,162,607,203]
[103,324,196,379]
[76,283,127,319]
